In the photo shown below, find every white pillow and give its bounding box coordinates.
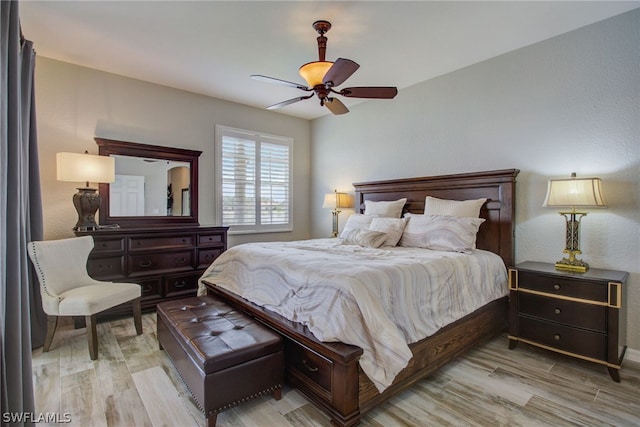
[340,228,388,248]
[364,198,407,218]
[399,214,485,253]
[369,217,407,247]
[339,214,374,239]
[424,196,486,218]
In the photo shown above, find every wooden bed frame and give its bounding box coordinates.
[203,168,519,426]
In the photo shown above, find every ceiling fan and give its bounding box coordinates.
[251,20,398,115]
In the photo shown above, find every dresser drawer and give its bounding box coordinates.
[128,250,194,276]
[86,256,125,279]
[91,237,125,253]
[518,271,607,302]
[518,316,606,360]
[135,276,163,299]
[198,247,224,269]
[198,232,225,247]
[285,340,333,394]
[128,234,194,251]
[165,272,200,297]
[519,293,606,332]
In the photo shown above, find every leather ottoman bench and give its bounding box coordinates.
[157,295,284,426]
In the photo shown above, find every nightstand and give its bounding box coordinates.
[508,261,629,382]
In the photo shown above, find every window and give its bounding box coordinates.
[215,125,293,233]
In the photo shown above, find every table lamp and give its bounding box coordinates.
[322,189,351,237]
[57,151,115,231]
[543,172,606,272]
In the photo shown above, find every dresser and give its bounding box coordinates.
[76,225,228,316]
[508,261,628,381]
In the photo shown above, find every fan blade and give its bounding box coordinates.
[324,97,349,115]
[322,58,359,87]
[266,94,314,110]
[251,75,310,91]
[340,86,398,99]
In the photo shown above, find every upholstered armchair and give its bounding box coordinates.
[27,235,142,360]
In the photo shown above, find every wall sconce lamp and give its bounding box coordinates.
[322,189,351,237]
[57,151,115,231]
[543,172,606,272]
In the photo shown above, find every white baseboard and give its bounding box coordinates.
[625,347,640,363]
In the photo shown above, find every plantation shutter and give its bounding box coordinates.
[217,125,292,232]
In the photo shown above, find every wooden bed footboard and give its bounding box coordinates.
[203,168,518,426]
[203,282,507,426]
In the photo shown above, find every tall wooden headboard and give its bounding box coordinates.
[353,169,519,267]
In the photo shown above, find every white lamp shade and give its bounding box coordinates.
[57,152,115,185]
[322,192,351,209]
[543,176,606,208]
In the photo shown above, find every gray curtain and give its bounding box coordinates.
[1,0,45,425]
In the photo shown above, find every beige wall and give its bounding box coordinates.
[34,58,312,246]
[310,11,640,353]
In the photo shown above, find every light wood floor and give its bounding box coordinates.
[32,312,640,427]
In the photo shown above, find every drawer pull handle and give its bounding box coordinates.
[302,359,318,372]
[553,284,560,290]
[174,257,186,264]
[554,308,561,315]
[142,285,153,293]
[174,281,187,288]
[139,260,152,268]
[554,334,561,341]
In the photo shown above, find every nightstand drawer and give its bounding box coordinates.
[519,293,606,332]
[519,316,606,360]
[518,271,607,302]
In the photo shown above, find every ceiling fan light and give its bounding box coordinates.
[299,61,333,87]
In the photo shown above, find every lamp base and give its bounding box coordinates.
[72,187,101,231]
[330,210,340,238]
[554,258,589,273]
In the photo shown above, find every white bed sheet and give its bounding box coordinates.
[198,238,508,392]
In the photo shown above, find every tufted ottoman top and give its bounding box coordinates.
[157,295,282,374]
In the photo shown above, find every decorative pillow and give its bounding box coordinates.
[399,214,485,253]
[340,228,388,248]
[364,198,407,218]
[369,217,407,247]
[424,196,486,218]
[339,214,374,239]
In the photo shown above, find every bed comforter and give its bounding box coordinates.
[198,238,508,392]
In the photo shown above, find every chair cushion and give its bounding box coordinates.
[57,282,141,316]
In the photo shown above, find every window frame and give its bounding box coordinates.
[215,125,293,234]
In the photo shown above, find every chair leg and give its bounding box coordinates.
[43,316,58,352]
[86,314,98,360]
[132,297,142,335]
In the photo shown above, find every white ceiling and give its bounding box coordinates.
[19,1,639,120]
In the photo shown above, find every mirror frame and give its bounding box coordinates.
[96,137,202,227]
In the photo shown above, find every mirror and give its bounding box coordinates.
[96,138,201,227]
